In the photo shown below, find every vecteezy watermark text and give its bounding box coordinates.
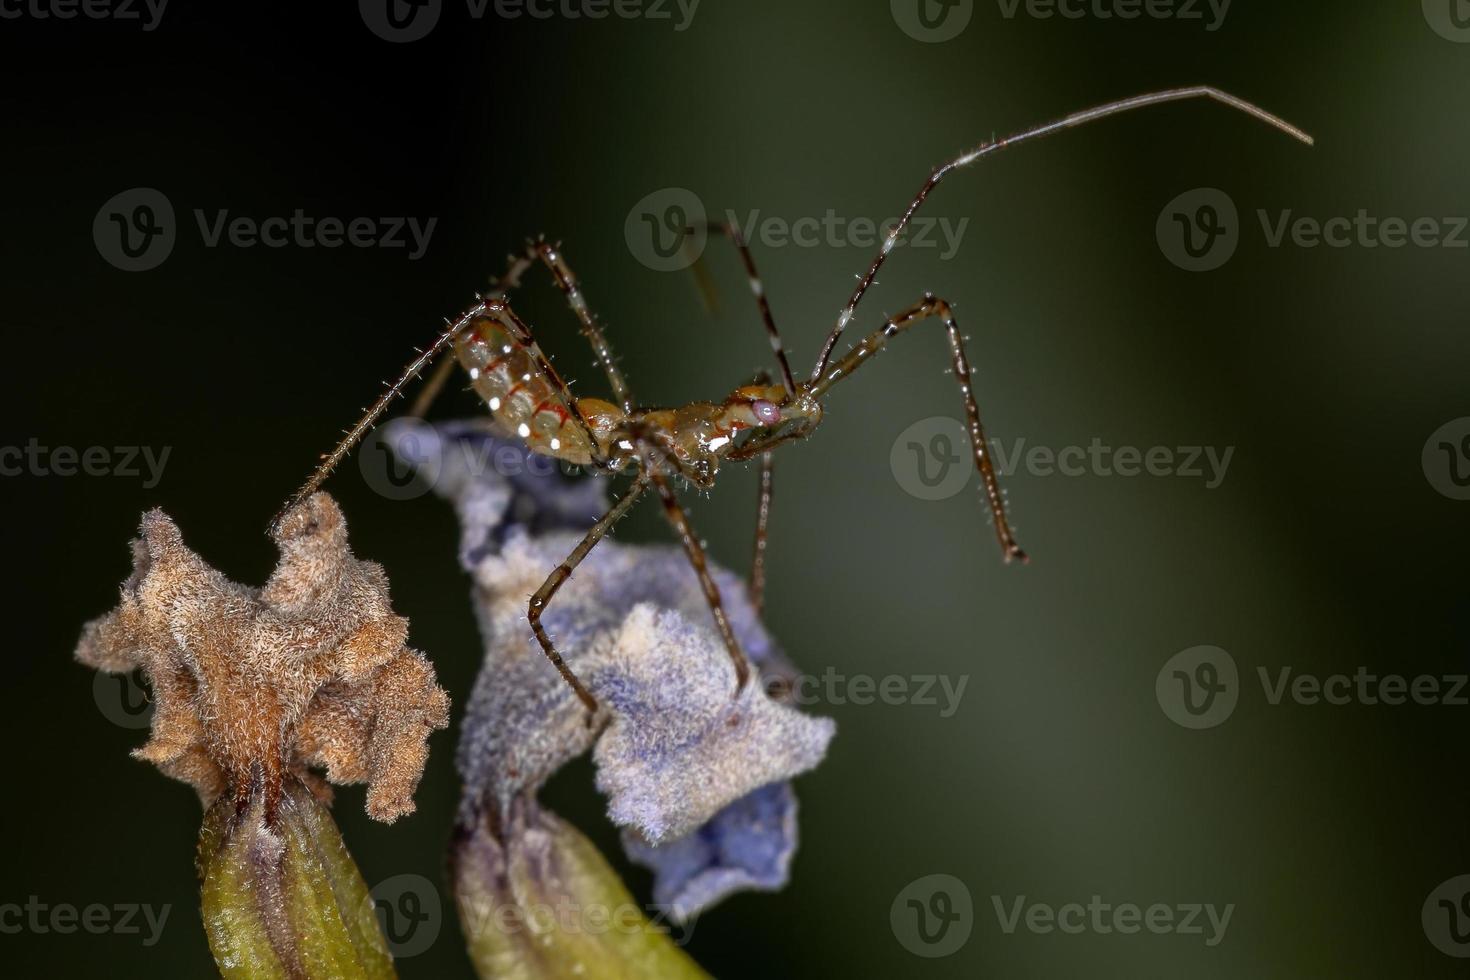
[360,0,699,43]
[995,0,1231,31]
[0,0,167,30]
[1157,646,1469,729]
[891,418,1233,501]
[0,897,170,946]
[368,872,697,959]
[0,439,169,488]
[94,188,437,271]
[773,670,968,717]
[1158,188,1470,271]
[992,895,1234,946]
[892,0,1228,43]
[624,187,968,271]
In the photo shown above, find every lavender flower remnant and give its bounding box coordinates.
[75,493,450,823]
[387,418,833,960]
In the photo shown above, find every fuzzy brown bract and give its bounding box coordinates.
[76,493,449,823]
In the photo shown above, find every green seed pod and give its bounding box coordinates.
[198,779,397,980]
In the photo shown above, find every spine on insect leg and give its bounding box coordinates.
[453,314,595,465]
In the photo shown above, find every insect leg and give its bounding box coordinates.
[695,221,797,397]
[528,473,651,717]
[749,450,775,614]
[647,465,752,693]
[810,294,1026,564]
[808,87,1312,382]
[271,297,491,531]
[526,239,635,413]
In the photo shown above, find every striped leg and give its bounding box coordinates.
[648,466,752,693]
[527,239,635,413]
[810,294,1027,564]
[528,474,651,717]
[698,221,797,397]
[272,297,493,530]
[691,219,798,611]
[749,449,774,614]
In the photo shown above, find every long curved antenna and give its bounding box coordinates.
[809,86,1314,383]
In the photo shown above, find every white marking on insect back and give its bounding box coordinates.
[489,397,502,411]
[517,423,531,439]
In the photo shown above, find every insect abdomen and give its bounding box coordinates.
[453,314,594,465]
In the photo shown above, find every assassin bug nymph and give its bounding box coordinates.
[274,87,1311,718]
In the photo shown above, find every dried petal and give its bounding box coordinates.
[76,493,449,822]
[386,419,833,919]
[621,783,799,923]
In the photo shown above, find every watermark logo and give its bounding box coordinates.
[770,669,968,717]
[1422,417,1470,501]
[890,417,973,500]
[1157,187,1238,272]
[1160,189,1470,270]
[626,189,970,271]
[362,0,699,42]
[0,897,170,945]
[625,187,707,272]
[369,873,442,958]
[94,188,176,272]
[359,423,443,501]
[993,895,1233,945]
[92,670,153,730]
[1160,651,1467,727]
[891,0,973,43]
[457,895,697,945]
[1423,0,1470,42]
[891,418,1235,500]
[0,0,168,30]
[0,440,171,487]
[360,0,442,42]
[1424,875,1470,957]
[1156,645,1238,729]
[995,0,1231,31]
[95,189,437,271]
[891,874,973,957]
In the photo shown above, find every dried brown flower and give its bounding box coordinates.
[76,493,450,823]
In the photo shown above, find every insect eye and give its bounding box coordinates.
[752,400,781,425]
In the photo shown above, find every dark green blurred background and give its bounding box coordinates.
[2,1,1467,976]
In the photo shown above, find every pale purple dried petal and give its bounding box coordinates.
[385,419,833,917]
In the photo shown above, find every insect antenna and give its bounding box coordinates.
[809,86,1314,383]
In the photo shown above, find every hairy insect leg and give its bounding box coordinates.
[749,450,775,614]
[528,474,651,719]
[695,221,797,396]
[647,466,752,693]
[526,238,635,413]
[271,298,493,530]
[811,294,1027,564]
